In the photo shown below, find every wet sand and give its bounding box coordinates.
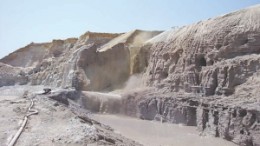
[92,114,238,146]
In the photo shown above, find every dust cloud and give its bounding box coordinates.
[123,74,145,90]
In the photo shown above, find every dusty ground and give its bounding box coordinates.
[0,86,141,146]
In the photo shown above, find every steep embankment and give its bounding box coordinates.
[130,5,260,146]
[0,32,121,88]
[76,30,161,91]
[77,5,260,146]
[1,4,260,146]
[142,5,260,95]
[0,30,160,91]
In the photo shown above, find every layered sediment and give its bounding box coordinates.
[1,4,260,146]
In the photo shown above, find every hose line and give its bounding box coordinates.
[8,97,38,146]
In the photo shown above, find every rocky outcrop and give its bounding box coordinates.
[65,86,259,146]
[1,4,260,146]
[0,62,28,86]
[27,32,120,89]
[129,5,260,145]
[0,30,160,91]
[75,30,161,91]
[142,5,260,96]
[117,89,260,146]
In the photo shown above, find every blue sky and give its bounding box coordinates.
[0,0,259,58]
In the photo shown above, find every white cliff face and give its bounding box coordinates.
[142,5,260,96]
[0,30,160,91]
[1,5,260,146]
[1,5,260,97]
[1,5,259,95]
[0,5,259,101]
[28,32,120,89]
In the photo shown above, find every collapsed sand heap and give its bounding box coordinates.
[1,4,260,146]
[1,30,161,91]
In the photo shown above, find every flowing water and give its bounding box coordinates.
[92,114,238,146]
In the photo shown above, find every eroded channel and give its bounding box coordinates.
[92,114,238,146]
[78,90,240,146]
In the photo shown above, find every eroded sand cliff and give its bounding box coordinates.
[1,4,260,146]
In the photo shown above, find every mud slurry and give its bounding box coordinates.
[92,114,238,146]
